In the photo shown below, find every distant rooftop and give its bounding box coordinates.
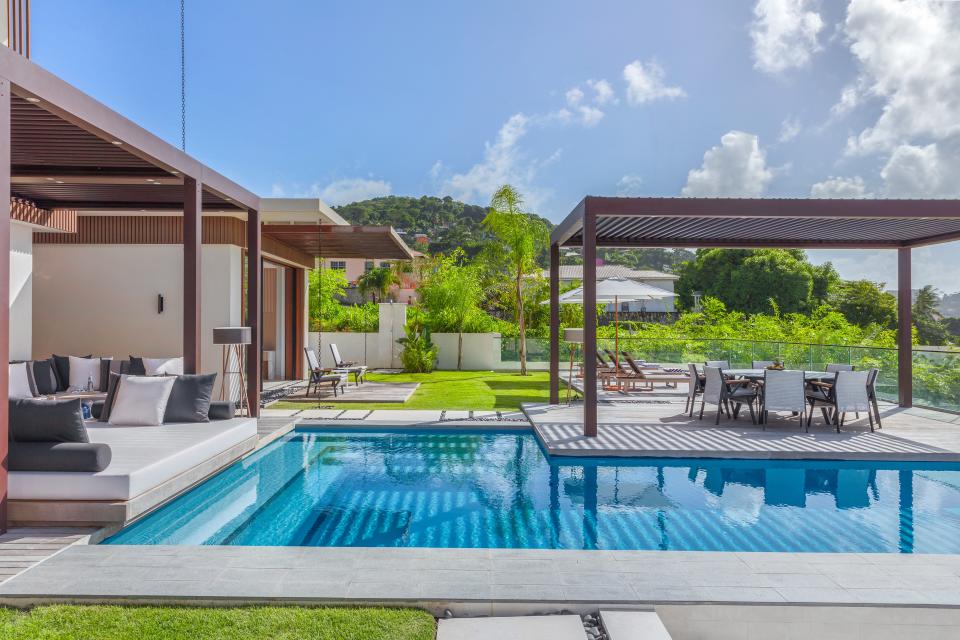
[539,264,679,281]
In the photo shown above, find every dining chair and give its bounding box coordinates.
[825,363,855,373]
[761,369,806,429]
[705,360,731,369]
[685,363,704,417]
[867,367,882,429]
[752,360,776,368]
[806,370,872,432]
[700,366,758,425]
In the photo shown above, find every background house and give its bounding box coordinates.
[539,264,678,314]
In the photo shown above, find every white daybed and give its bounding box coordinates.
[8,418,258,525]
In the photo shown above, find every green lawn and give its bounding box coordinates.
[272,370,575,411]
[0,605,435,640]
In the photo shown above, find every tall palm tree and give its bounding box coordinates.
[357,266,400,303]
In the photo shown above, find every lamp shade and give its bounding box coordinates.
[564,328,584,343]
[213,326,252,345]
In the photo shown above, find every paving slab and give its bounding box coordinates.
[600,610,672,640]
[437,615,586,640]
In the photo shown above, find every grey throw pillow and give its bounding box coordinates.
[99,372,123,422]
[163,374,216,423]
[31,359,59,395]
[9,398,89,443]
[51,354,92,392]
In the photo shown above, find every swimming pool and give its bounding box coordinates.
[105,428,960,553]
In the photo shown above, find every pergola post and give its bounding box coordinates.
[582,207,597,437]
[246,207,262,417]
[898,247,913,408]
[183,176,202,374]
[0,78,10,534]
[549,242,560,404]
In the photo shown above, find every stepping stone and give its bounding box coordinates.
[437,615,587,640]
[600,611,672,640]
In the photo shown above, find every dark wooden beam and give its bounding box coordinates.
[549,197,587,247]
[549,242,560,404]
[584,240,907,249]
[0,77,10,534]
[246,208,261,417]
[183,176,202,374]
[898,247,913,408]
[582,209,597,437]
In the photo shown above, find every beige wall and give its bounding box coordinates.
[32,244,242,396]
[10,222,33,360]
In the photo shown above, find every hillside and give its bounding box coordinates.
[334,195,552,258]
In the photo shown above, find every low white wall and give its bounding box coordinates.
[309,302,407,369]
[32,244,242,398]
[431,333,500,370]
[9,222,32,360]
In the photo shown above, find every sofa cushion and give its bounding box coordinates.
[127,356,147,376]
[208,401,236,421]
[31,359,59,396]
[10,442,112,472]
[143,357,184,376]
[163,374,216,423]
[9,362,35,399]
[9,398,89,443]
[68,356,104,391]
[99,372,123,422]
[108,376,176,426]
[52,354,92,392]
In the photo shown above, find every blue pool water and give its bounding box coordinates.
[105,429,960,553]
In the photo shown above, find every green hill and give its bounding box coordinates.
[334,195,552,258]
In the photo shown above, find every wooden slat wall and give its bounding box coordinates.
[10,198,76,232]
[32,215,313,268]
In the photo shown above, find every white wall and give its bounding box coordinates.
[432,333,500,370]
[9,222,32,360]
[32,244,242,397]
[308,302,407,370]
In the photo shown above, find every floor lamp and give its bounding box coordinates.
[564,328,584,404]
[213,326,252,417]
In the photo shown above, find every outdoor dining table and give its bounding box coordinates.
[724,368,836,381]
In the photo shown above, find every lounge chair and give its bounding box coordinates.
[619,352,690,390]
[700,366,759,425]
[304,348,347,398]
[329,344,367,385]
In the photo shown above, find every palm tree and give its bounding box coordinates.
[357,266,400,303]
[482,185,549,375]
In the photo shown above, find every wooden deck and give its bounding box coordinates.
[0,528,94,585]
[263,380,419,404]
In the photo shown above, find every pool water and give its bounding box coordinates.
[105,429,960,553]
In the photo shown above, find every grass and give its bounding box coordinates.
[0,605,435,640]
[271,370,576,411]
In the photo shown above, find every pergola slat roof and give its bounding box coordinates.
[553,197,960,249]
[262,224,415,260]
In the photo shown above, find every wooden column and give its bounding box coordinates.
[246,208,261,417]
[183,176,202,374]
[0,78,10,533]
[898,247,912,408]
[582,208,597,437]
[549,242,560,404]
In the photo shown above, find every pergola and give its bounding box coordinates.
[548,196,960,436]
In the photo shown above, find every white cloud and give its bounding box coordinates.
[881,137,960,198]
[622,60,686,105]
[778,116,802,142]
[616,174,644,196]
[810,175,870,198]
[577,105,605,127]
[843,0,960,154]
[428,160,444,181]
[441,113,550,207]
[565,87,584,107]
[681,131,774,197]
[318,178,392,205]
[587,79,617,105]
[750,0,824,74]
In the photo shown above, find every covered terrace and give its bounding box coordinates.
[548,196,960,436]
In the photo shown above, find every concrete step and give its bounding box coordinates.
[437,615,587,640]
[600,610,672,640]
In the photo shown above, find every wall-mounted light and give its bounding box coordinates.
[158,294,165,314]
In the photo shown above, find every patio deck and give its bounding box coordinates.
[263,379,419,404]
[523,396,960,461]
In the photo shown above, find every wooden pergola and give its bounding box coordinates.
[548,196,960,437]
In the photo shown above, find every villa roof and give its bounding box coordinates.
[551,197,960,249]
[0,46,258,212]
[262,224,416,260]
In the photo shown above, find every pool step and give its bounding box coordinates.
[437,615,587,640]
[600,610,672,640]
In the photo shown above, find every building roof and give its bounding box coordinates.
[262,224,416,260]
[260,198,348,225]
[551,197,960,249]
[540,264,679,281]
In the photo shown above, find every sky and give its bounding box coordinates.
[27,0,960,292]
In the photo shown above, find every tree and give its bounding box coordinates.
[481,185,549,375]
[828,280,897,329]
[417,249,486,369]
[309,267,348,331]
[357,266,400,303]
[676,249,814,314]
[913,285,950,346]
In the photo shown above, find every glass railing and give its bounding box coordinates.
[501,336,960,413]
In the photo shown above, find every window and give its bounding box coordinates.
[380,261,391,268]
[330,261,346,271]
[364,261,374,273]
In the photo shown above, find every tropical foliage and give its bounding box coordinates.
[309,268,379,332]
[397,308,437,373]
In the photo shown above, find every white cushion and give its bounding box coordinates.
[8,418,258,500]
[68,356,102,391]
[109,376,176,426]
[143,357,183,376]
[9,362,35,399]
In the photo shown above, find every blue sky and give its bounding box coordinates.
[29,1,960,291]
